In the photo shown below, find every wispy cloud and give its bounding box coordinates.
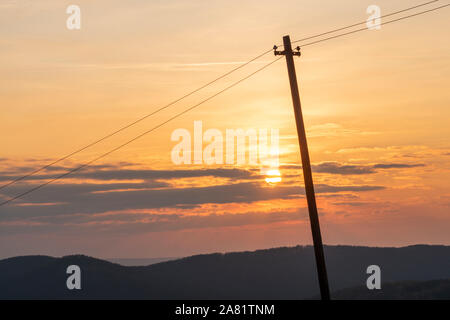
[175,61,272,67]
[0,208,310,235]
[45,60,272,71]
[282,162,425,175]
[0,167,261,183]
[313,162,376,175]
[307,123,379,138]
[372,163,425,169]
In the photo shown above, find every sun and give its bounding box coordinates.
[265,169,282,184]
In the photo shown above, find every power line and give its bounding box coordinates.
[290,0,440,45]
[0,57,283,207]
[0,50,272,192]
[296,3,450,47]
[1,2,448,207]
[0,0,440,192]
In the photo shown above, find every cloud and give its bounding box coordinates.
[46,60,272,72]
[0,167,260,182]
[332,201,371,207]
[279,164,302,170]
[0,178,384,219]
[372,163,425,169]
[307,123,379,138]
[282,162,426,175]
[315,184,384,193]
[0,163,385,236]
[175,61,272,67]
[1,182,296,217]
[0,209,310,235]
[312,162,375,175]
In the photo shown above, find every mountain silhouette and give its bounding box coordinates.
[1,245,449,299]
[332,279,450,300]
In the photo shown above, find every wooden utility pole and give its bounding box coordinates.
[274,35,331,300]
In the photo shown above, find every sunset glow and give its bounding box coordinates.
[265,169,282,184]
[0,0,449,261]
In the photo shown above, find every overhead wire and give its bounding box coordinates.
[0,0,441,191]
[1,2,448,206]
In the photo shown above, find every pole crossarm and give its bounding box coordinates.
[273,45,301,56]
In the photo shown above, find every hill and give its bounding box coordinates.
[332,279,450,300]
[107,257,177,266]
[1,245,449,299]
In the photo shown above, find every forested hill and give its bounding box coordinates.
[1,245,449,299]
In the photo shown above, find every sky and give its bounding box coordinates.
[0,0,449,259]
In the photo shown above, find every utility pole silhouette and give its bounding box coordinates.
[274,35,331,300]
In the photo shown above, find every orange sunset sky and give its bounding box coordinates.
[0,0,449,259]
